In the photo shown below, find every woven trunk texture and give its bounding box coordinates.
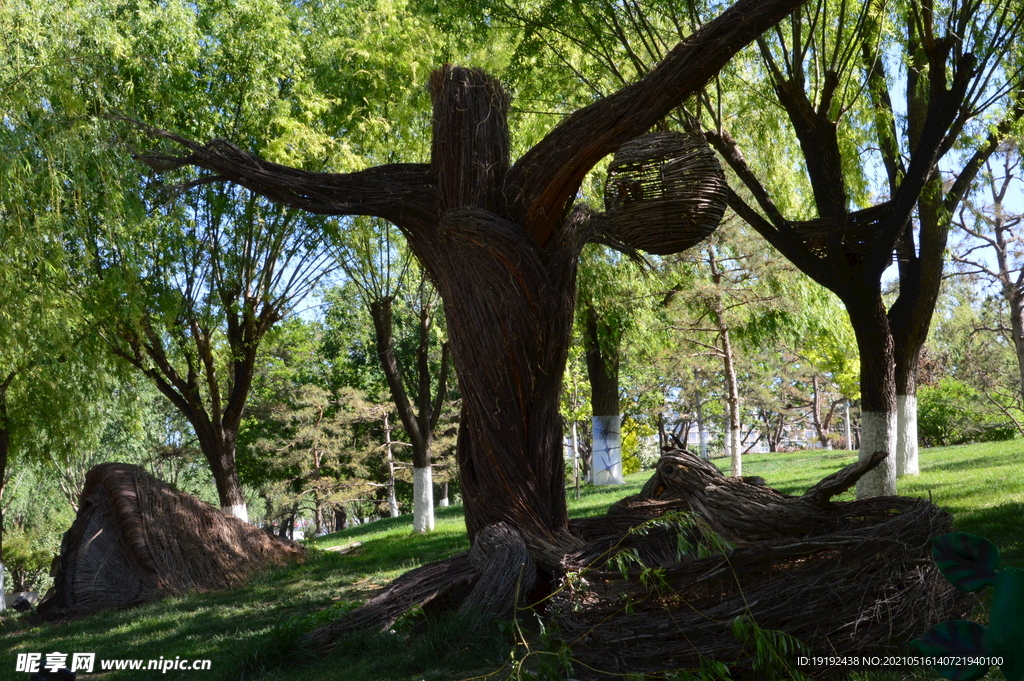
[38,463,303,618]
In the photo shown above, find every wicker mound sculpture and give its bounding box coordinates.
[301,449,969,678]
[603,131,728,255]
[559,449,971,677]
[37,463,303,618]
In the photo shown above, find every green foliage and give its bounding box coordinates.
[909,621,990,681]
[932,532,1000,592]
[621,417,657,475]
[1,531,53,592]
[731,615,810,681]
[912,532,1024,681]
[918,378,1016,447]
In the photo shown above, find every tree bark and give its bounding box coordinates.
[707,245,741,475]
[192,418,248,520]
[382,413,399,519]
[107,313,265,520]
[845,291,897,497]
[368,295,447,532]
[695,384,708,459]
[334,505,347,532]
[810,375,840,449]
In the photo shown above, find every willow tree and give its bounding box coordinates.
[140,0,805,624]
[334,219,451,533]
[494,0,1024,496]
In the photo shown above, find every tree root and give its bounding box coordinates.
[458,522,536,623]
[301,552,477,652]
[308,450,971,678]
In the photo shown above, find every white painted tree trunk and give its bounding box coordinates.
[222,503,249,523]
[438,481,449,508]
[729,421,742,477]
[571,420,581,498]
[695,395,708,459]
[0,560,5,612]
[845,399,853,450]
[412,465,435,533]
[384,414,399,518]
[592,414,624,485]
[855,411,897,497]
[896,394,920,476]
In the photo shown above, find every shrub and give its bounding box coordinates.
[2,531,53,592]
[918,378,1017,446]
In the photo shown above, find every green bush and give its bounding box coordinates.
[918,378,1017,446]
[2,531,53,592]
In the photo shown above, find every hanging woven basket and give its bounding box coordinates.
[603,132,728,255]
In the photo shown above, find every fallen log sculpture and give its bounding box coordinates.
[306,450,971,678]
[37,463,304,618]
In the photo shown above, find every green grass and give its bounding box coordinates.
[2,444,1020,680]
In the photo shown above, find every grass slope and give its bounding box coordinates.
[2,442,1020,680]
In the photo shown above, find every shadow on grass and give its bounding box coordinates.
[954,502,1024,568]
[228,607,512,681]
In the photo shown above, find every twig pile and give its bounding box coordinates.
[553,450,971,678]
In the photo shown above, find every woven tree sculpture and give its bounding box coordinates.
[128,0,961,673]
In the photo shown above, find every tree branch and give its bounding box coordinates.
[504,0,809,245]
[135,127,438,227]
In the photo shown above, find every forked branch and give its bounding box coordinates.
[505,0,809,245]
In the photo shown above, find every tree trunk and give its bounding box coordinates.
[196,425,248,521]
[695,387,708,459]
[413,465,434,533]
[722,328,741,476]
[894,343,921,476]
[1011,293,1024,402]
[334,505,347,532]
[583,305,624,485]
[421,209,579,541]
[571,420,580,499]
[846,293,897,497]
[366,283,448,534]
[845,399,853,450]
[437,481,449,508]
[810,376,839,450]
[707,244,741,475]
[383,413,400,519]
[313,491,324,537]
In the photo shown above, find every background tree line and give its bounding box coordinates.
[3,0,1024,604]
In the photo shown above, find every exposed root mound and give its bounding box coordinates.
[306,450,970,678]
[557,450,971,677]
[38,463,304,618]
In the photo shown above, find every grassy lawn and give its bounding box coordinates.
[2,443,1020,680]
